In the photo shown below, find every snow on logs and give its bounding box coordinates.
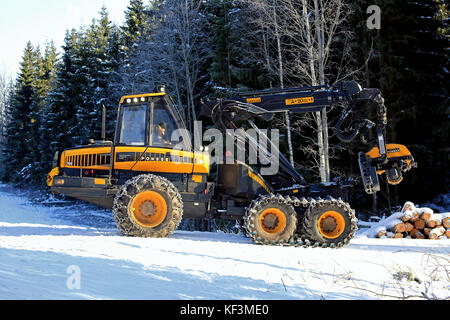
[371,201,450,240]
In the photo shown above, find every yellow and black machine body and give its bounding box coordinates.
[47,81,416,247]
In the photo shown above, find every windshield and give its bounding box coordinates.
[118,104,148,145]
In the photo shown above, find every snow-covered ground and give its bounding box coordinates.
[0,184,448,300]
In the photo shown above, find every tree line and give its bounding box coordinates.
[0,0,448,209]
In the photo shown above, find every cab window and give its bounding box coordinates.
[118,104,148,145]
[151,98,182,147]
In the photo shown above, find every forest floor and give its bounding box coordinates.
[0,183,448,300]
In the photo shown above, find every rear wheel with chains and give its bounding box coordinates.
[244,194,357,248]
[244,195,297,246]
[112,174,183,237]
[302,199,358,248]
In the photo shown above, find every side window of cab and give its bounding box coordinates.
[151,97,185,148]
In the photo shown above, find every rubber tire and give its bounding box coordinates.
[245,196,297,245]
[302,202,357,246]
[112,174,183,237]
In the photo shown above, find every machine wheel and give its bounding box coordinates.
[112,174,183,237]
[302,200,357,247]
[244,195,297,245]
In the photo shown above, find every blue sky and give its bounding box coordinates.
[0,0,131,79]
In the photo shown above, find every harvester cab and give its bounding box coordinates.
[47,80,416,248]
[117,89,185,148]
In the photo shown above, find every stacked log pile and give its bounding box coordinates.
[374,202,450,240]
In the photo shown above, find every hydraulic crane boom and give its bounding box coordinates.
[236,81,360,112]
[201,80,416,194]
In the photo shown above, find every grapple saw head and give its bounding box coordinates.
[358,143,417,194]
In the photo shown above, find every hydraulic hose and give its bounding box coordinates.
[335,108,362,143]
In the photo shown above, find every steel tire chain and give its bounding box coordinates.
[243,193,358,248]
[112,174,183,237]
[301,195,358,248]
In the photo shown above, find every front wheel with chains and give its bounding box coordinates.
[112,174,183,238]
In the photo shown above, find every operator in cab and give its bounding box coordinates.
[154,121,170,145]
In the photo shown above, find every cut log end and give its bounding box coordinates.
[429,232,439,240]
[414,232,425,239]
[442,217,450,229]
[409,212,420,222]
[410,228,425,239]
[405,222,414,232]
[429,227,445,240]
[420,212,432,222]
[393,223,407,233]
[377,231,387,238]
[427,220,436,228]
[414,219,425,230]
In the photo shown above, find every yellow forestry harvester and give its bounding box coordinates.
[47,82,416,247]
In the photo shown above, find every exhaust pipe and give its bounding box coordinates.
[101,103,106,141]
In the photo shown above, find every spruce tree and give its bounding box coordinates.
[29,42,58,183]
[39,30,82,177]
[2,42,38,182]
[90,7,119,140]
[74,7,119,142]
[205,0,272,93]
[121,0,150,52]
[40,9,123,180]
[113,0,152,96]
